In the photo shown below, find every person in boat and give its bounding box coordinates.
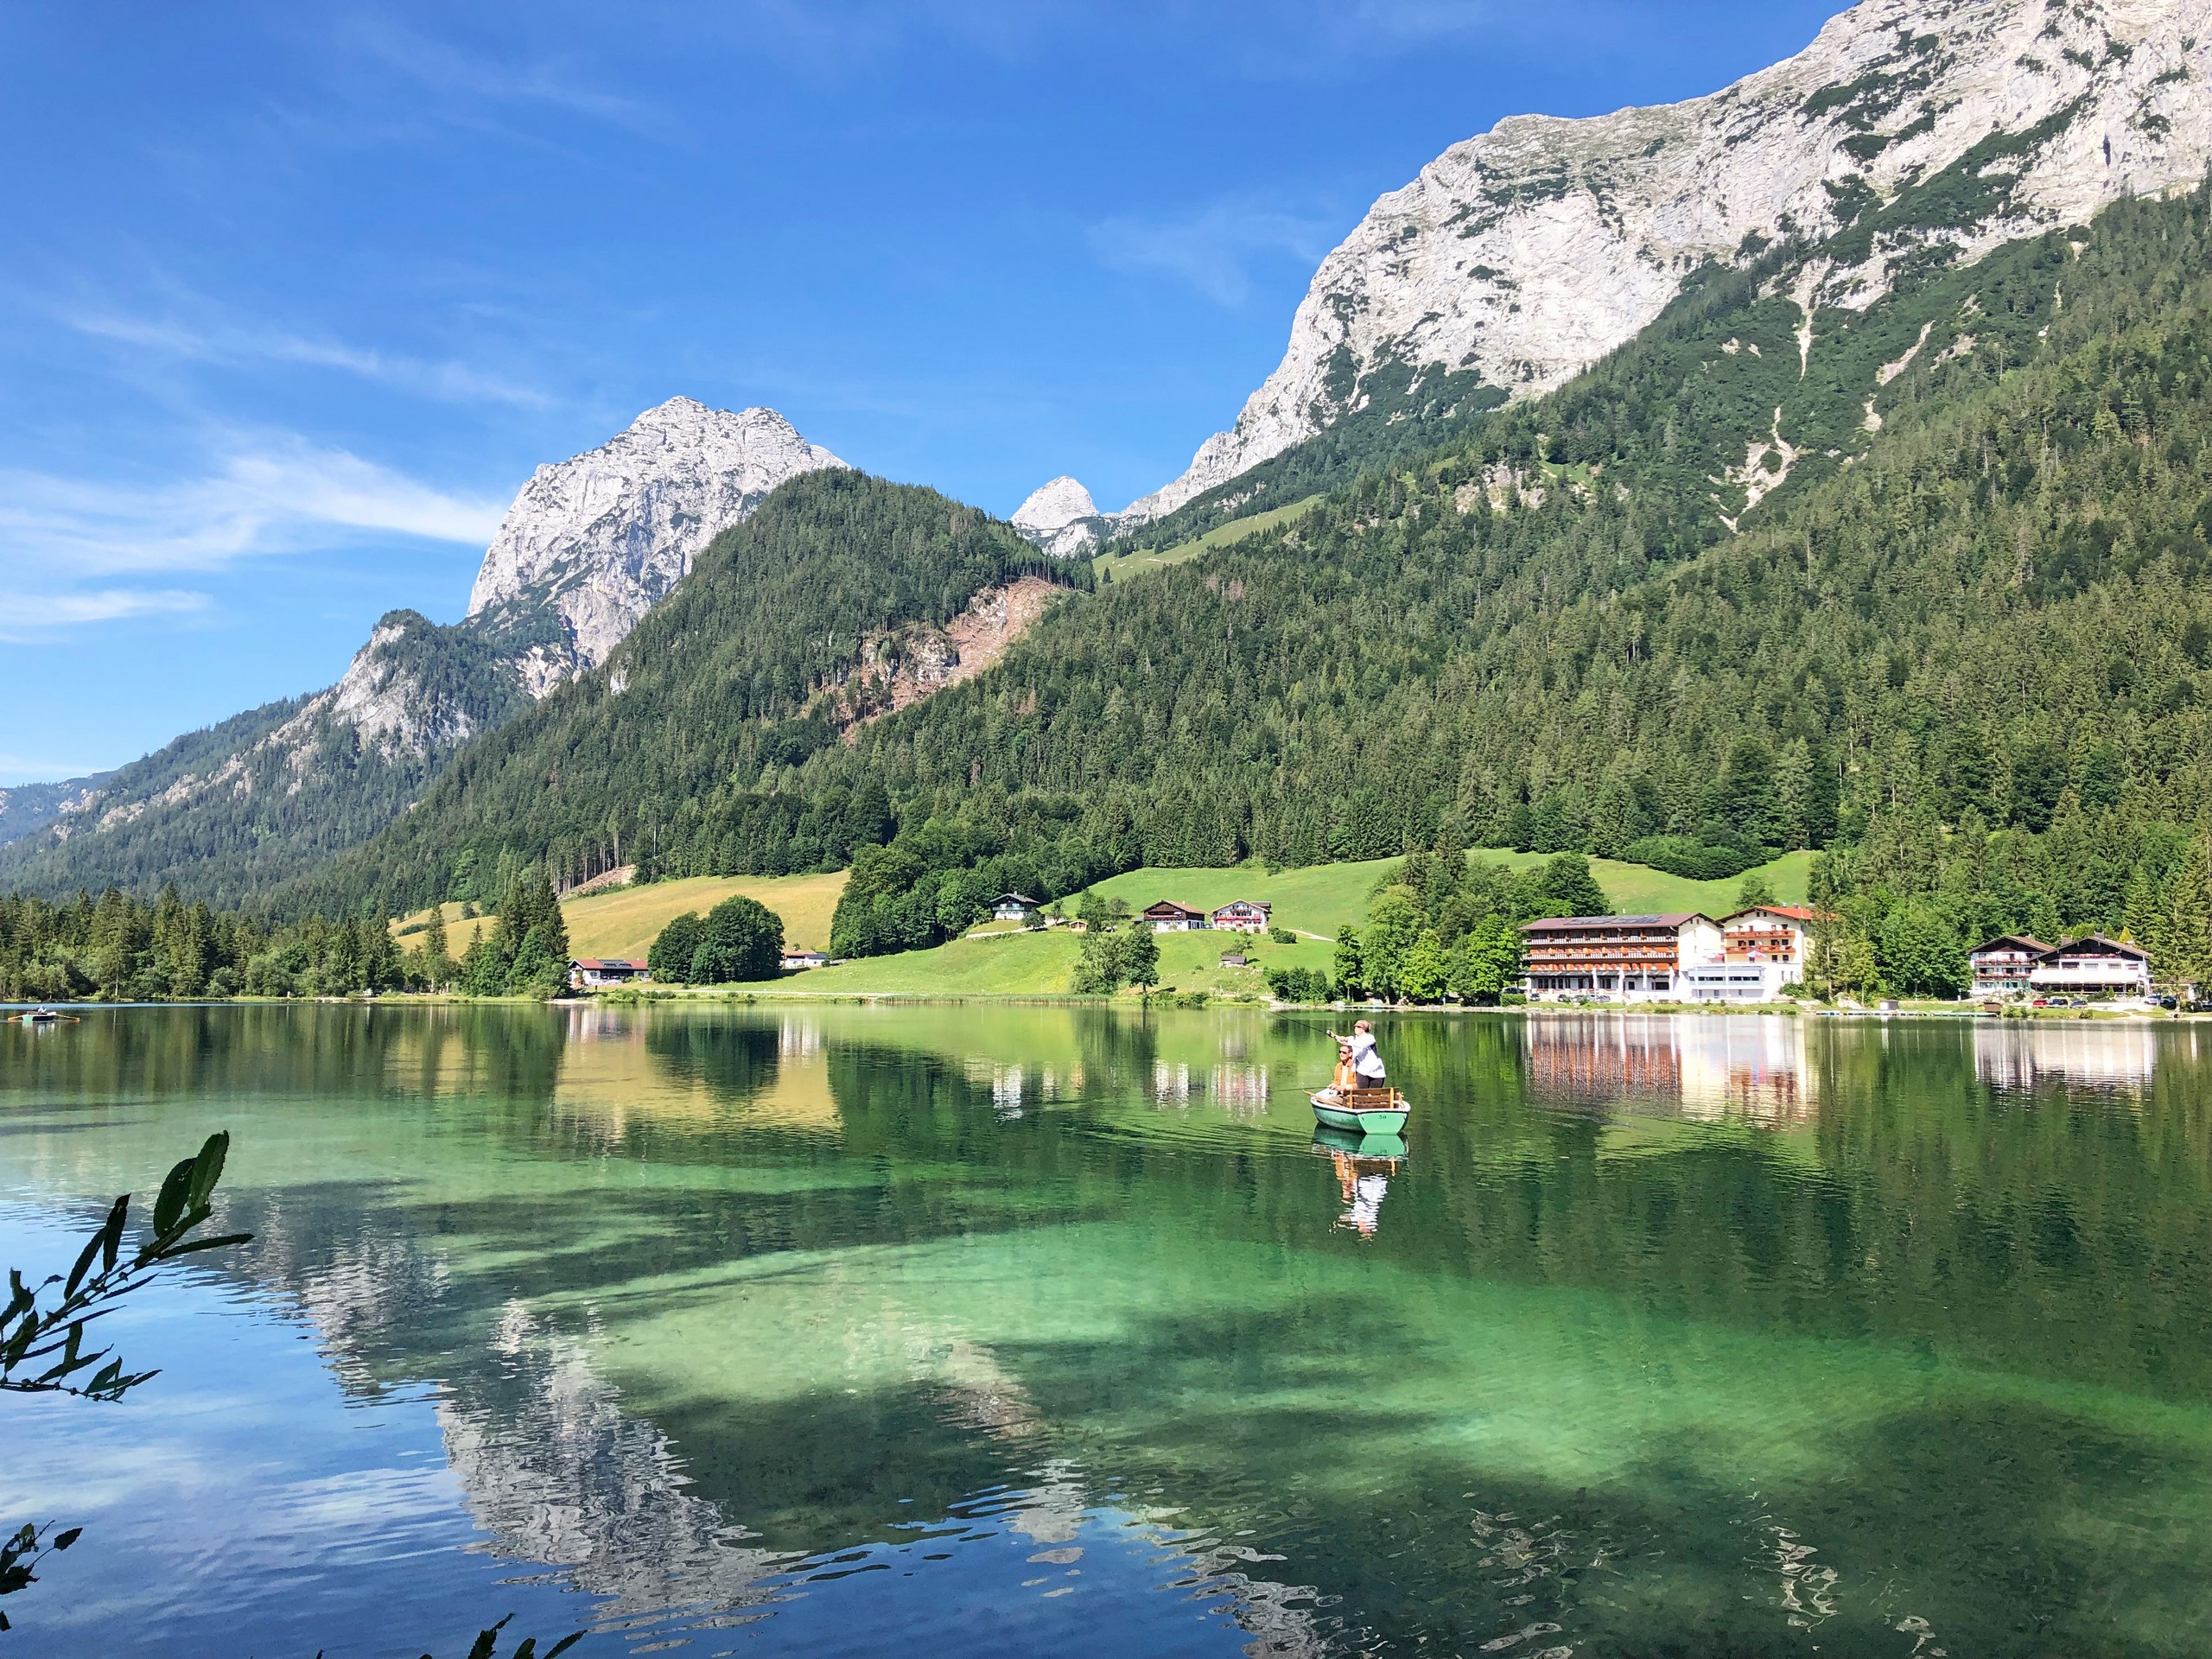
[1338,1019,1386,1089]
[1318,1040,1358,1103]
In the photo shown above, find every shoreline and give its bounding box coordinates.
[9,994,2201,1025]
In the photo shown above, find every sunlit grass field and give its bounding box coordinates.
[393,870,850,957]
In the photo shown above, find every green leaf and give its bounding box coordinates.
[186,1131,231,1213]
[543,1634,586,1658]
[53,1529,79,1550]
[465,1614,512,1659]
[100,1196,128,1277]
[66,1214,111,1297]
[151,1156,195,1237]
[165,1232,254,1258]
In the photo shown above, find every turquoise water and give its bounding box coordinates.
[3,1005,2210,1656]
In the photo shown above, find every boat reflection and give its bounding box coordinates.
[1312,1125,1408,1238]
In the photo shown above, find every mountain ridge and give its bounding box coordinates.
[3,398,843,904]
[1122,0,2211,526]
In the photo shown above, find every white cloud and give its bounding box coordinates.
[66,308,553,410]
[0,588,207,644]
[1090,199,1338,305]
[0,438,507,590]
[344,16,668,137]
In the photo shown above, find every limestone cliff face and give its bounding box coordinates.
[1124,0,2212,522]
[466,397,847,690]
[1009,475,1112,558]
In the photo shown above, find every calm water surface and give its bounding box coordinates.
[3,1005,2210,1657]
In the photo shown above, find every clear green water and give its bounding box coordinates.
[3,1006,2212,1657]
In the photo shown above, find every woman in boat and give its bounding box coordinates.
[1344,1020,1386,1087]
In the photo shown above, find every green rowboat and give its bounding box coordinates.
[1311,1087,1410,1135]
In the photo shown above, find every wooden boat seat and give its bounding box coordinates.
[1341,1088,1405,1109]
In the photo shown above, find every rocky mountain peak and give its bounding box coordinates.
[1008,475,1112,558]
[1012,476,1099,532]
[466,397,847,689]
[1122,0,2212,524]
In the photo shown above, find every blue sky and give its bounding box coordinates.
[0,0,1842,785]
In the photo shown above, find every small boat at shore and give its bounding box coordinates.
[1310,1086,1410,1135]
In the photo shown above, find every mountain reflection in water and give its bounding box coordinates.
[6,1003,2212,1657]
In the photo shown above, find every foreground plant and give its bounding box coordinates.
[0,1131,251,1630]
[1,1135,581,1653]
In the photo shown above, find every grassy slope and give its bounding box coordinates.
[761,923,1337,999]
[746,848,1809,998]
[1078,849,1813,938]
[1090,495,1322,582]
[563,872,849,957]
[394,870,850,957]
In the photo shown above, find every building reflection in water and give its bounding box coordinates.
[1973,1022,2159,1095]
[1522,1014,1815,1126]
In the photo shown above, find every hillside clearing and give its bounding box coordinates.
[393,870,850,958]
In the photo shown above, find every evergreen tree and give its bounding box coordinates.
[1537,855,1610,919]
[419,907,454,991]
[1333,927,1365,999]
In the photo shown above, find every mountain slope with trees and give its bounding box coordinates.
[273,178,2212,990]
[281,469,1088,923]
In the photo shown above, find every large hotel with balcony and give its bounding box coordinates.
[1521,913,1725,1002]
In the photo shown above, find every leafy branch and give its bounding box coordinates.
[437,1614,583,1659]
[0,1131,251,1402]
[0,1523,79,1633]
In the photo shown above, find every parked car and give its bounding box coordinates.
[2031,998,2048,1007]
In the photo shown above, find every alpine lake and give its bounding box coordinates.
[4,1002,2212,1659]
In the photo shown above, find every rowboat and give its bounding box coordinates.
[1310,1086,1410,1135]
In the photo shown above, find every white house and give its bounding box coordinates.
[1522,914,1723,1002]
[2031,936,2152,1000]
[780,949,830,972]
[1968,936,2056,1000]
[992,893,1040,922]
[1682,905,1823,1003]
[569,958,650,990]
[1211,900,1272,934]
[1143,900,1206,932]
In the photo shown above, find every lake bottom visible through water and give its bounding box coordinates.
[3,1003,2211,1658]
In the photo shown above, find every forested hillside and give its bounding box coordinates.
[264,176,2212,974]
[0,611,531,910]
[283,470,1087,918]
